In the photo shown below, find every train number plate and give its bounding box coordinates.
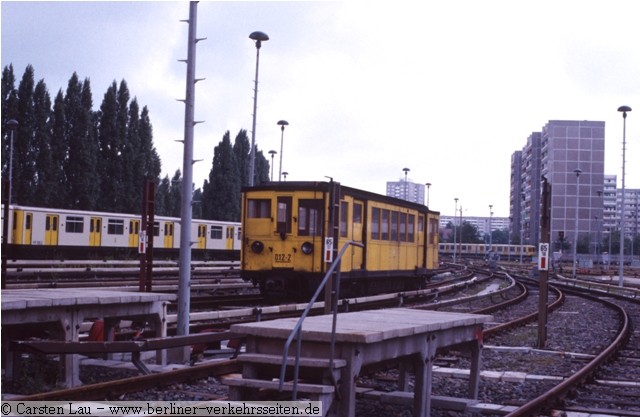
[274,253,292,263]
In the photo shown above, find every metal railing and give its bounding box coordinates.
[278,240,364,399]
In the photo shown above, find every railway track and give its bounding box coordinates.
[6,266,639,417]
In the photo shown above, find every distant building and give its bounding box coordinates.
[386,179,425,204]
[510,120,605,250]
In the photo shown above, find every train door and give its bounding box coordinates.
[23,212,33,245]
[164,222,174,248]
[11,210,32,245]
[44,214,59,245]
[351,201,364,269]
[129,219,140,248]
[197,224,206,249]
[225,226,234,250]
[90,217,102,246]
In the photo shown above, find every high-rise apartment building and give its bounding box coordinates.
[386,179,425,204]
[510,120,606,251]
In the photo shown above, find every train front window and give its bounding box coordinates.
[277,196,292,235]
[298,199,323,236]
[248,199,271,218]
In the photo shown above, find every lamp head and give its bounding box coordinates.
[249,31,269,48]
[7,119,18,130]
[277,120,289,131]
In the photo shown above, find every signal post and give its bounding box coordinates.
[537,177,551,348]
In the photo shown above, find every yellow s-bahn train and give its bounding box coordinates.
[1,205,241,260]
[240,181,440,299]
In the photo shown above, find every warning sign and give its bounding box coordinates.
[538,243,549,271]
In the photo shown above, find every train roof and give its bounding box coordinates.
[243,181,440,215]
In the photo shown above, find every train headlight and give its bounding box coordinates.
[251,240,265,254]
[301,242,314,255]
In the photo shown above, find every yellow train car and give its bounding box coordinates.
[241,181,440,299]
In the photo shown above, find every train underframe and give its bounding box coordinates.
[7,244,240,262]
[245,269,431,302]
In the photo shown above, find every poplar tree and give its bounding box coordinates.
[32,80,56,206]
[13,65,36,205]
[65,73,99,210]
[202,131,240,221]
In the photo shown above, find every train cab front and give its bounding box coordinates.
[241,184,327,300]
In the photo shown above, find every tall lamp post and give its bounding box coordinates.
[453,198,458,263]
[277,120,288,181]
[248,30,269,187]
[268,150,276,181]
[425,182,431,206]
[617,105,631,286]
[402,168,410,201]
[1,119,18,289]
[572,168,582,279]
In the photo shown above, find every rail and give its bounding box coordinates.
[278,240,364,399]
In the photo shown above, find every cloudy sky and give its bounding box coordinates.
[2,1,639,218]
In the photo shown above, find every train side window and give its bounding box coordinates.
[107,219,124,235]
[407,214,415,242]
[277,196,292,235]
[390,211,399,241]
[353,203,362,224]
[381,209,390,240]
[340,201,349,237]
[371,207,380,239]
[25,213,32,230]
[210,225,223,239]
[399,213,407,242]
[65,216,84,233]
[153,221,160,237]
[248,199,271,218]
[298,199,323,236]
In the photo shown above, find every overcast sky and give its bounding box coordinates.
[2,1,639,218]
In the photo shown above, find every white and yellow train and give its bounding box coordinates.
[1,205,241,260]
[439,242,536,261]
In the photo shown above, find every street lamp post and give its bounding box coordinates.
[277,120,289,181]
[2,119,18,289]
[425,182,431,206]
[268,150,276,181]
[248,31,269,187]
[402,168,410,201]
[617,105,631,286]
[453,198,458,263]
[572,168,582,279]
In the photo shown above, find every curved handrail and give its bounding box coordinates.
[278,240,364,398]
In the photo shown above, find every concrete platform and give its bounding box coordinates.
[1,288,175,387]
[229,308,492,417]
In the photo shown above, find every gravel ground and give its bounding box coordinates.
[3,289,632,416]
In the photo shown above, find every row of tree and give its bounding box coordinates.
[1,64,270,221]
